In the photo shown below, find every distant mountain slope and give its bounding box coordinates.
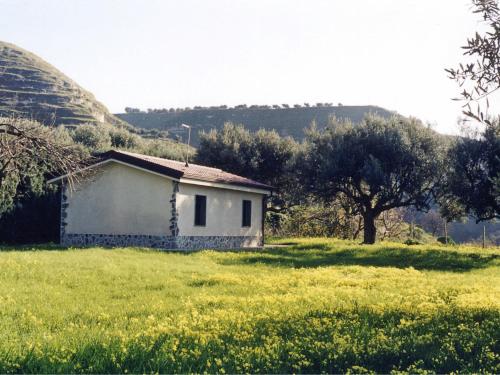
[116,105,395,145]
[0,41,123,126]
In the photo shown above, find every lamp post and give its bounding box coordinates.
[181,123,191,166]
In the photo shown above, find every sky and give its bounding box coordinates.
[0,0,487,134]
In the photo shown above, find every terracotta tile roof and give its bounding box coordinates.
[99,150,272,191]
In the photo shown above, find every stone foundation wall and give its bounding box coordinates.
[175,235,262,250]
[61,233,176,249]
[61,233,261,250]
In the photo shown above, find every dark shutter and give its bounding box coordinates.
[195,195,206,226]
[242,200,252,227]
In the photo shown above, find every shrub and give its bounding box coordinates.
[71,123,111,151]
[109,127,141,149]
[437,236,456,245]
[404,238,422,245]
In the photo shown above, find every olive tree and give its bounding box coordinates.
[196,122,303,213]
[446,0,500,124]
[303,115,444,244]
[442,0,500,223]
[441,119,500,222]
[0,117,87,216]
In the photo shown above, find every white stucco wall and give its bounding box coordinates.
[65,162,173,235]
[176,183,263,237]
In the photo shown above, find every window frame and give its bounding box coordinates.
[242,199,252,227]
[194,195,207,227]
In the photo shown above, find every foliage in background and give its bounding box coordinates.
[266,202,359,239]
[196,123,303,212]
[440,0,500,238]
[67,122,193,161]
[0,117,87,217]
[266,205,435,244]
[441,118,500,223]
[195,120,452,244]
[302,115,445,244]
[117,105,394,146]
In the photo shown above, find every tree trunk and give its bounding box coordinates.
[444,220,448,244]
[362,212,377,244]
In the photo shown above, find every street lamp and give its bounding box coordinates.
[181,123,191,166]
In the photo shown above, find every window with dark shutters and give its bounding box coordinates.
[242,200,252,227]
[194,195,206,226]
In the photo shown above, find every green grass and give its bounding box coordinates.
[0,238,498,373]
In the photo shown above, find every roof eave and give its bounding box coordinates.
[98,150,184,179]
[48,150,273,194]
[178,177,272,195]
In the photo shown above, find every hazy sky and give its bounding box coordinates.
[0,0,485,134]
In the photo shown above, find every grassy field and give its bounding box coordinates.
[0,238,498,373]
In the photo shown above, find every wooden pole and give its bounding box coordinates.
[444,220,448,245]
[483,225,486,248]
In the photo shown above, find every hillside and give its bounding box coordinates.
[0,41,123,126]
[116,105,395,145]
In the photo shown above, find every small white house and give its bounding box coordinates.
[49,150,272,250]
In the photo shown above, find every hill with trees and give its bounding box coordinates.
[0,41,124,126]
[116,104,395,145]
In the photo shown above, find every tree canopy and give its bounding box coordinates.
[446,0,500,124]
[302,115,445,244]
[196,122,303,212]
[441,119,500,222]
[0,118,87,216]
[442,0,500,224]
